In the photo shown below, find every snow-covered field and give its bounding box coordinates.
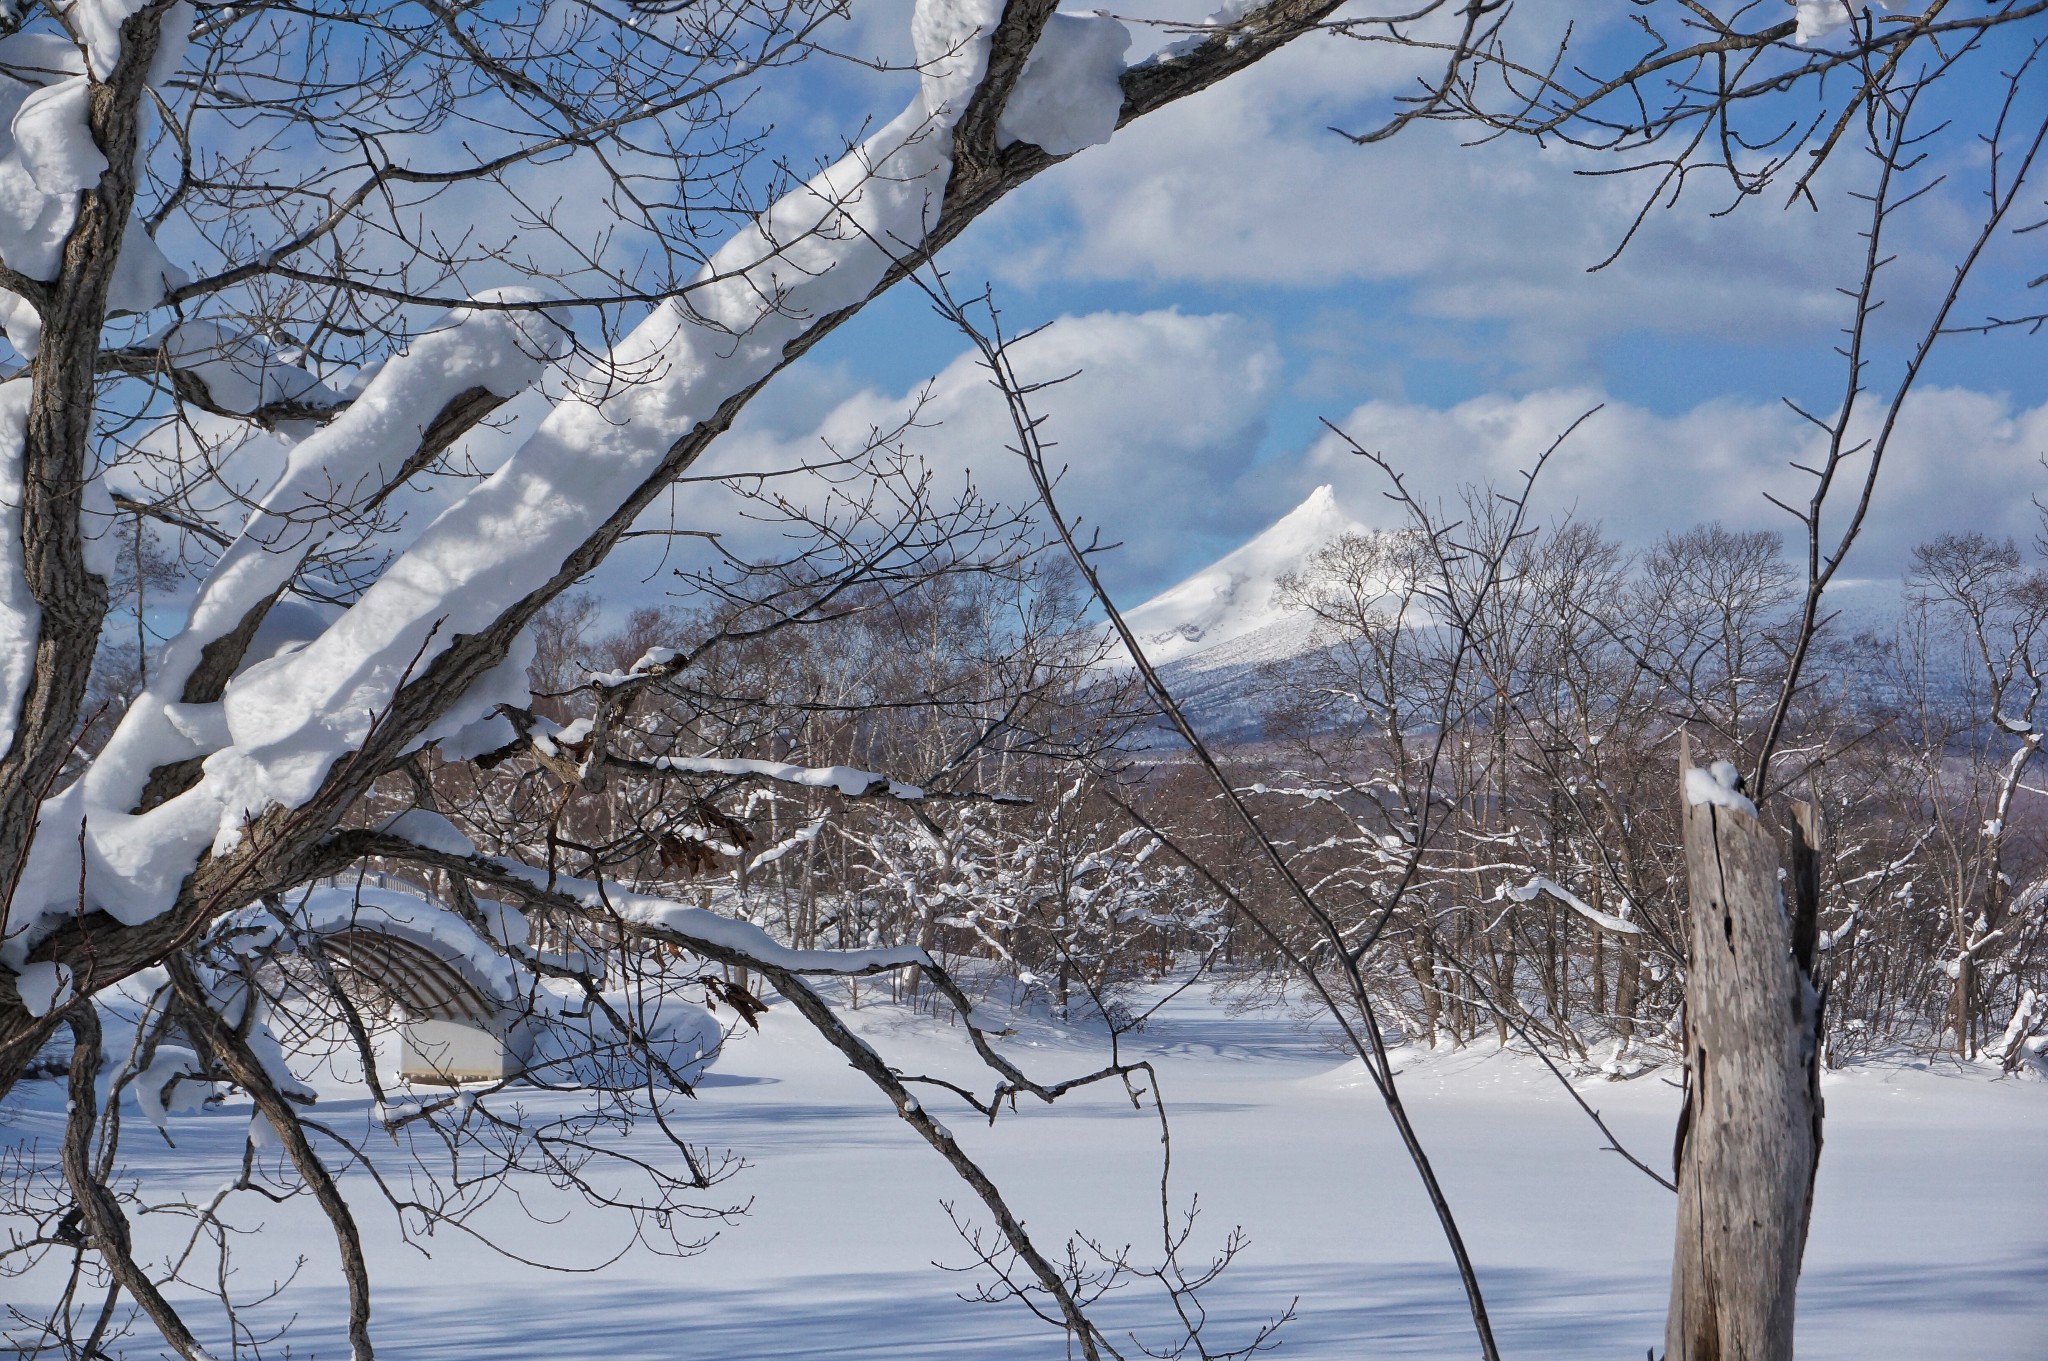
[6,981,2044,1359]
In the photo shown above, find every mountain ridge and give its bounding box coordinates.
[1120,484,1362,669]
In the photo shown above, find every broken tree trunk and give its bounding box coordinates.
[1666,742,1824,1361]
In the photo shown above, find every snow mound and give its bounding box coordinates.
[525,996,721,1092]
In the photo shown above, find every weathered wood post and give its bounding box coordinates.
[1666,740,1824,1361]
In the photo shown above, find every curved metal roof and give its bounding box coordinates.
[321,928,504,1025]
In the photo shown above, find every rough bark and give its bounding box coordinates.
[1666,744,1823,1361]
[0,2,176,903]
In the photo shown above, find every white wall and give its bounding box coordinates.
[398,1018,518,1084]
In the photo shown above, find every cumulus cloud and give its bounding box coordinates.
[1285,385,2048,578]
[962,19,1983,383]
[606,302,2042,614]
[614,308,1282,597]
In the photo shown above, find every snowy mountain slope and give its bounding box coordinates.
[1122,485,1363,667]
[1144,627,1325,743]
[1110,486,1370,742]
[1117,494,1953,749]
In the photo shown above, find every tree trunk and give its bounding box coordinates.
[1591,884,1610,1021]
[1616,932,1640,1047]
[1666,744,1824,1361]
[1950,951,1976,1059]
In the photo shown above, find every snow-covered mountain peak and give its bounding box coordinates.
[1121,485,1364,666]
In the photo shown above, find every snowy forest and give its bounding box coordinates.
[491,502,2048,1072]
[1,0,2045,1358]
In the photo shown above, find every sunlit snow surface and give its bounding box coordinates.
[1112,485,1364,742]
[1121,484,1363,667]
[4,981,2043,1358]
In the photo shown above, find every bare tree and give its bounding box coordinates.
[0,0,1395,1355]
[916,11,2048,1360]
[1902,530,2048,1056]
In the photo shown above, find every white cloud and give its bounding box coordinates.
[608,316,2043,615]
[964,24,1982,382]
[620,308,1282,596]
[1288,385,2048,576]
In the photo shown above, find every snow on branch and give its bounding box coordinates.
[0,0,1353,1080]
[99,321,347,425]
[0,296,568,962]
[0,15,190,352]
[1498,876,1642,937]
[351,828,932,978]
[647,755,925,800]
[480,705,1029,808]
[160,0,1016,821]
[745,814,828,874]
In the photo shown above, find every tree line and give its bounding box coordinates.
[449,496,2048,1076]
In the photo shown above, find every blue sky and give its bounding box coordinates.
[600,1,2048,610]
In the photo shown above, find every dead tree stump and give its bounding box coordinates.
[1666,743,1824,1361]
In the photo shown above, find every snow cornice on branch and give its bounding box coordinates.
[0,0,1346,1090]
[0,0,185,950]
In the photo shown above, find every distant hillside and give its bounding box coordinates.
[1121,485,1362,666]
[1114,498,1965,750]
[1116,486,1365,743]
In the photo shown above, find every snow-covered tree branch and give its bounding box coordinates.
[0,0,1343,1086]
[0,3,1349,1352]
